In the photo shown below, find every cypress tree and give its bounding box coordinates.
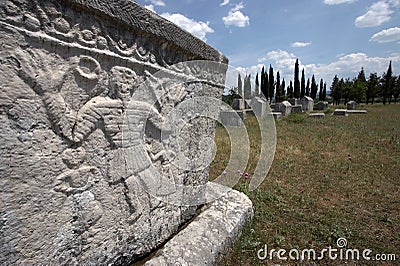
[294,59,300,98]
[311,75,318,99]
[275,71,281,102]
[281,78,286,99]
[268,65,274,102]
[323,83,327,101]
[287,81,294,98]
[255,73,260,97]
[319,78,324,101]
[366,72,379,104]
[238,73,243,98]
[301,68,305,98]
[382,61,394,105]
[305,78,310,96]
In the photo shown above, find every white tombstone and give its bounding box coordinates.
[276,101,292,116]
[347,101,357,110]
[232,99,245,110]
[301,96,314,112]
[249,97,267,117]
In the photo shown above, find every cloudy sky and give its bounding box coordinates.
[136,0,400,86]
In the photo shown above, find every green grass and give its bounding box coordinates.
[210,104,400,265]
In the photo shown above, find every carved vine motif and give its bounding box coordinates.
[0,0,194,68]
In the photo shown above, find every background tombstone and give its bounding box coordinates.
[276,101,292,116]
[292,105,303,114]
[347,101,357,110]
[314,101,328,110]
[0,0,228,264]
[232,98,245,110]
[301,96,314,112]
[289,98,300,106]
[249,97,267,117]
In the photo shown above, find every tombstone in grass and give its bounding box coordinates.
[289,98,300,106]
[232,98,245,110]
[292,105,303,114]
[276,101,292,116]
[301,96,314,112]
[249,97,267,117]
[0,0,230,264]
[333,109,349,116]
[309,113,325,118]
[347,101,357,110]
[314,101,329,111]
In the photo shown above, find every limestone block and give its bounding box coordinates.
[0,0,228,264]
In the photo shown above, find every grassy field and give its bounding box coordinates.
[210,104,400,265]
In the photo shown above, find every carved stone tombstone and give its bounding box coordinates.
[301,96,314,112]
[0,0,228,265]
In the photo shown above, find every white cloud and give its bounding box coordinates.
[222,3,250,27]
[370,27,400,43]
[160,13,214,41]
[220,0,230,6]
[355,1,393,28]
[144,4,155,12]
[291,41,312,48]
[149,0,165,6]
[324,0,357,4]
[251,49,400,87]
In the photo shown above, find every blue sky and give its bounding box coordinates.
[136,0,400,86]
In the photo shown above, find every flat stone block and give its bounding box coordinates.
[145,185,253,266]
[347,110,367,114]
[332,109,348,116]
[220,111,244,126]
[232,99,245,110]
[269,112,283,120]
[309,113,325,118]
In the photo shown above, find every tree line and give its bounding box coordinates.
[232,59,399,105]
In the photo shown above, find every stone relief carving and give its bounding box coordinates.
[0,0,227,264]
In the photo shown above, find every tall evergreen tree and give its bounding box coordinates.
[366,72,379,104]
[281,78,286,99]
[331,75,341,105]
[305,78,310,96]
[382,61,394,105]
[287,81,294,98]
[294,59,300,98]
[237,73,243,98]
[300,68,305,98]
[268,65,275,102]
[311,75,318,99]
[323,83,327,101]
[243,74,252,99]
[275,71,281,102]
[255,73,260,97]
[319,78,324,101]
[261,66,269,99]
[351,67,367,102]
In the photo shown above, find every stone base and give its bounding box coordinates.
[269,112,283,120]
[292,105,303,113]
[332,109,348,116]
[347,110,367,114]
[145,185,253,266]
[309,113,325,118]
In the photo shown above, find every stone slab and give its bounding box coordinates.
[309,113,325,118]
[249,97,267,117]
[347,110,367,114]
[300,96,314,112]
[347,101,357,110]
[332,109,349,116]
[145,185,254,266]
[220,111,244,126]
[269,112,283,120]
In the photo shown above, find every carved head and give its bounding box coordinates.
[62,147,86,169]
[109,66,137,101]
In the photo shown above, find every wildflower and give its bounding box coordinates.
[244,172,249,179]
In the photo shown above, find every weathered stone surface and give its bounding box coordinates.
[0,0,228,265]
[275,101,292,116]
[300,96,314,112]
[347,101,357,110]
[292,105,303,114]
[314,101,328,110]
[232,99,245,110]
[332,109,348,116]
[145,185,253,266]
[309,113,325,118]
[220,111,244,127]
[249,97,267,117]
